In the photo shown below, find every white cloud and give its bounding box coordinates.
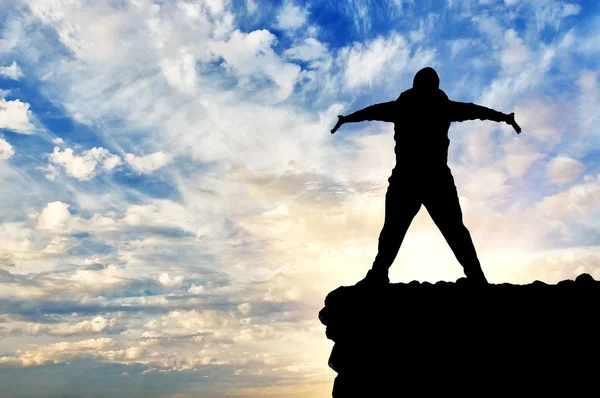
[547,156,585,184]
[0,98,36,134]
[530,1,581,31]
[159,48,198,94]
[188,283,204,294]
[101,345,146,361]
[576,70,598,145]
[341,33,410,90]
[101,153,122,170]
[501,29,532,72]
[48,146,122,180]
[208,29,301,101]
[36,163,60,181]
[68,264,129,290]
[159,272,184,287]
[246,0,258,14]
[145,309,235,331]
[473,16,503,39]
[511,100,563,151]
[276,1,308,31]
[562,4,581,18]
[238,302,252,316]
[201,0,227,16]
[125,151,172,174]
[0,61,23,80]
[13,338,115,367]
[502,139,543,179]
[465,125,495,164]
[0,137,15,159]
[453,166,510,200]
[47,316,117,336]
[450,39,473,58]
[36,201,73,232]
[537,174,600,220]
[284,38,328,64]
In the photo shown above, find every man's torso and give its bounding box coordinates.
[392,88,453,171]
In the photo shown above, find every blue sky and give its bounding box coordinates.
[0,0,599,397]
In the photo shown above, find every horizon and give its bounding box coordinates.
[1,0,599,397]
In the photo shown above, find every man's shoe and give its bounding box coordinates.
[457,275,489,286]
[355,269,390,288]
[463,268,489,286]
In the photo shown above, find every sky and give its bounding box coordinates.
[0,0,599,396]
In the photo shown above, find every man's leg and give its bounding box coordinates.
[370,174,422,275]
[422,170,488,283]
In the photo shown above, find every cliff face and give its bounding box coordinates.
[318,275,600,397]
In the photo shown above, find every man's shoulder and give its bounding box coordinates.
[437,88,449,101]
[396,88,414,101]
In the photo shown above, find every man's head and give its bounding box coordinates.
[413,67,439,90]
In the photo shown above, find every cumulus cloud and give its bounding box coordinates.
[0,137,15,159]
[0,61,23,80]
[124,152,172,174]
[36,201,73,233]
[48,146,122,180]
[275,1,308,31]
[0,98,36,134]
[547,156,585,184]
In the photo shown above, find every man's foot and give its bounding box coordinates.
[457,275,489,286]
[355,269,390,288]
[463,268,489,285]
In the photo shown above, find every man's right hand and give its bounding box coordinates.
[506,112,521,134]
[331,115,345,134]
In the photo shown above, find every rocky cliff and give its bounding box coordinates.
[319,275,600,397]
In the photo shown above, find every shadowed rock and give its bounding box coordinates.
[319,274,600,397]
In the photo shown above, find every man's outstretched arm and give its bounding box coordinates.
[449,101,521,133]
[331,101,396,134]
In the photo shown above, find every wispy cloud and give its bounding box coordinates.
[0,61,23,80]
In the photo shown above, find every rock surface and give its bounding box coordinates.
[319,274,600,397]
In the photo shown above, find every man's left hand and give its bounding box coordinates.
[331,115,345,134]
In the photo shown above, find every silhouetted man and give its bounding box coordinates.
[331,67,521,286]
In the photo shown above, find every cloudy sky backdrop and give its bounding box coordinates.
[0,0,599,397]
